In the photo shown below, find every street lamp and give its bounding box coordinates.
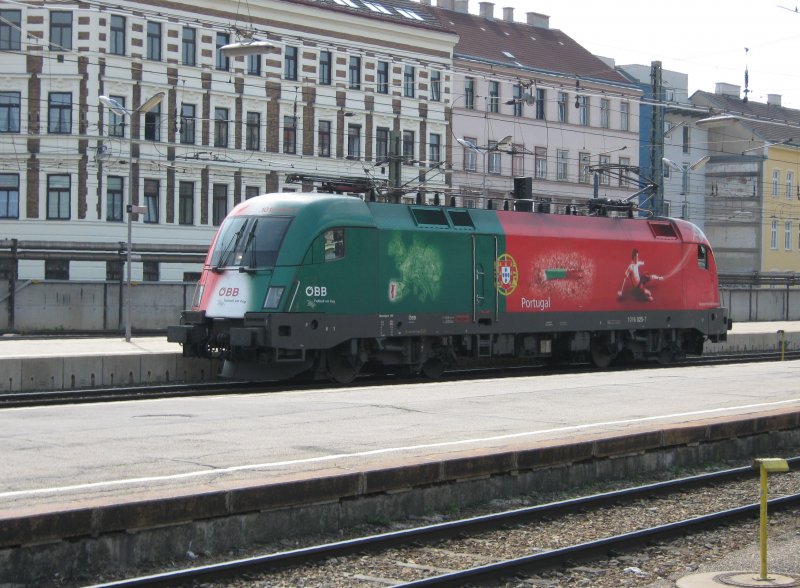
[99,92,165,342]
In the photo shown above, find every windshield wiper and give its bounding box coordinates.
[213,226,245,273]
[239,220,259,274]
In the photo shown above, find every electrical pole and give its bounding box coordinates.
[388,130,402,203]
[650,60,665,216]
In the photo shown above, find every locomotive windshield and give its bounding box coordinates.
[210,215,292,269]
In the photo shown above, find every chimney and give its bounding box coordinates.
[479,1,494,18]
[454,0,468,13]
[526,12,550,28]
[715,83,741,99]
[768,94,782,107]
[438,0,455,9]
[502,6,514,21]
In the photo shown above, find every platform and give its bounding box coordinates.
[0,321,799,393]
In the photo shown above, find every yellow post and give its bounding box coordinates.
[752,458,789,581]
[777,329,785,361]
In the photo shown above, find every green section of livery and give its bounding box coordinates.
[256,195,507,316]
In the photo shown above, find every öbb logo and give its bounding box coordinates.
[218,287,239,297]
[305,286,327,297]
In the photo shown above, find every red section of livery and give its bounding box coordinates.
[496,212,720,313]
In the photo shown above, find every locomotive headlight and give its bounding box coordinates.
[191,284,205,308]
[263,286,285,309]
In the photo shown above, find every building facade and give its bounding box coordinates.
[431,2,641,212]
[692,85,800,273]
[0,0,456,281]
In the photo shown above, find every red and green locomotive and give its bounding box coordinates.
[167,193,729,382]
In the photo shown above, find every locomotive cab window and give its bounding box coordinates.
[210,215,292,269]
[698,244,708,270]
[324,228,345,261]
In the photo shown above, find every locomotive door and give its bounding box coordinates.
[472,234,498,323]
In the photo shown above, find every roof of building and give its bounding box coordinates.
[291,0,447,32]
[427,7,634,87]
[692,90,800,146]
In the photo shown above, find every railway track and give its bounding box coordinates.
[2,350,799,409]
[88,458,800,588]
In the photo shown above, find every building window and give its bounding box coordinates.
[0,92,20,133]
[786,221,792,250]
[535,147,547,179]
[429,133,441,163]
[465,77,475,109]
[318,120,331,157]
[106,261,123,282]
[512,149,524,177]
[620,101,629,131]
[283,116,297,154]
[557,150,568,181]
[599,154,611,185]
[600,99,610,129]
[247,54,261,76]
[463,136,477,172]
[558,91,568,123]
[0,173,19,219]
[245,186,260,199]
[110,15,125,55]
[0,10,21,51]
[144,179,159,223]
[787,171,794,200]
[579,152,590,183]
[48,92,71,134]
[246,112,260,151]
[488,141,500,174]
[179,103,196,145]
[619,157,631,187]
[284,46,298,80]
[347,124,361,159]
[402,130,414,163]
[106,95,125,137]
[319,51,332,85]
[214,107,228,148]
[144,104,161,141]
[107,175,123,221]
[681,164,689,194]
[682,126,690,153]
[349,56,361,90]
[179,181,194,225]
[535,88,546,120]
[512,84,523,117]
[377,61,389,94]
[578,96,589,126]
[49,11,72,51]
[47,174,70,219]
[45,259,69,280]
[146,21,161,61]
[773,169,780,198]
[376,127,389,162]
[771,219,778,249]
[430,70,441,102]
[213,184,228,226]
[182,27,196,66]
[488,81,499,113]
[404,65,415,98]
[216,32,230,71]
[143,261,159,282]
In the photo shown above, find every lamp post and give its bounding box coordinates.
[99,92,164,342]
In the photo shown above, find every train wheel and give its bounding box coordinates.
[590,339,614,369]
[657,348,674,365]
[421,357,445,379]
[326,349,363,384]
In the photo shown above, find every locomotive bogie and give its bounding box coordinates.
[167,193,729,383]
